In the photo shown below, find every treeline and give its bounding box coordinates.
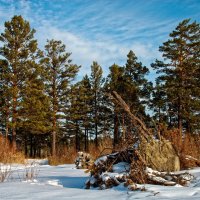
[0,16,200,158]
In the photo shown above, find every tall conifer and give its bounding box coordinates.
[152,19,200,134]
[0,15,40,149]
[42,39,80,156]
[90,61,103,147]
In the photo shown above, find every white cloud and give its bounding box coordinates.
[35,23,160,77]
[1,0,194,80]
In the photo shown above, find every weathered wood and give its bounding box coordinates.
[109,91,151,140]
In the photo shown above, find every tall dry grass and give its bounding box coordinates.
[49,137,113,166]
[162,129,200,169]
[0,136,25,182]
[48,145,77,165]
[0,136,25,164]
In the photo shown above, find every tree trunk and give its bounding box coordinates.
[30,134,33,157]
[110,91,151,140]
[25,135,28,157]
[178,96,182,147]
[121,113,126,140]
[52,72,57,157]
[84,127,87,152]
[113,110,119,148]
[5,104,9,140]
[75,121,80,151]
[12,96,17,151]
[95,91,98,147]
[52,129,56,156]
[3,104,9,145]
[86,128,89,152]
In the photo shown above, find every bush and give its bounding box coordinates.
[0,136,25,182]
[88,136,113,159]
[162,129,200,169]
[48,145,77,165]
[0,136,25,164]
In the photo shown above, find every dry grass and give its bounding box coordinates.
[180,134,200,169]
[0,136,25,164]
[0,136,25,182]
[49,137,113,166]
[89,137,113,159]
[162,129,200,169]
[48,145,77,165]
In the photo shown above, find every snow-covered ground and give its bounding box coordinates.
[1,160,200,200]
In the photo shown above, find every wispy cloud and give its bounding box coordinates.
[0,0,199,78]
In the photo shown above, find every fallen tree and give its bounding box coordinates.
[85,149,193,189]
[109,91,180,172]
[84,91,192,189]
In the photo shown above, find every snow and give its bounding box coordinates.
[1,160,200,199]
[94,156,107,165]
[112,162,130,173]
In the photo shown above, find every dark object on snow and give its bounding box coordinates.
[75,152,93,169]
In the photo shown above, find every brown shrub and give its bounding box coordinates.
[0,136,25,164]
[162,128,200,169]
[48,145,77,165]
[88,137,113,159]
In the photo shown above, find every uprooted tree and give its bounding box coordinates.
[84,91,196,189]
[110,91,180,172]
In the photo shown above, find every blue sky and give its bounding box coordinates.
[0,0,200,80]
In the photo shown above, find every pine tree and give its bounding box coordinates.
[152,19,200,134]
[124,50,150,119]
[42,39,80,156]
[106,51,151,148]
[0,60,10,138]
[0,62,4,134]
[149,80,167,123]
[80,75,93,151]
[90,61,103,147]
[66,76,92,152]
[0,15,40,150]
[106,64,126,147]
[18,60,52,156]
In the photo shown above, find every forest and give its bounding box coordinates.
[0,15,200,164]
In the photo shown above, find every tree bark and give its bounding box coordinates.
[52,72,57,156]
[5,104,9,141]
[52,129,56,156]
[113,110,119,148]
[75,121,80,151]
[178,96,182,147]
[84,127,88,152]
[110,91,151,140]
[94,91,98,147]
[12,96,17,151]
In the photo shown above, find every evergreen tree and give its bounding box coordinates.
[106,51,151,148]
[90,61,103,147]
[18,60,52,156]
[80,75,93,151]
[124,50,150,119]
[66,76,92,152]
[64,83,81,151]
[0,60,10,138]
[0,15,40,149]
[42,39,80,156]
[149,80,167,123]
[106,64,125,147]
[152,19,200,134]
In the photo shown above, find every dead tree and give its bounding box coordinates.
[109,91,151,141]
